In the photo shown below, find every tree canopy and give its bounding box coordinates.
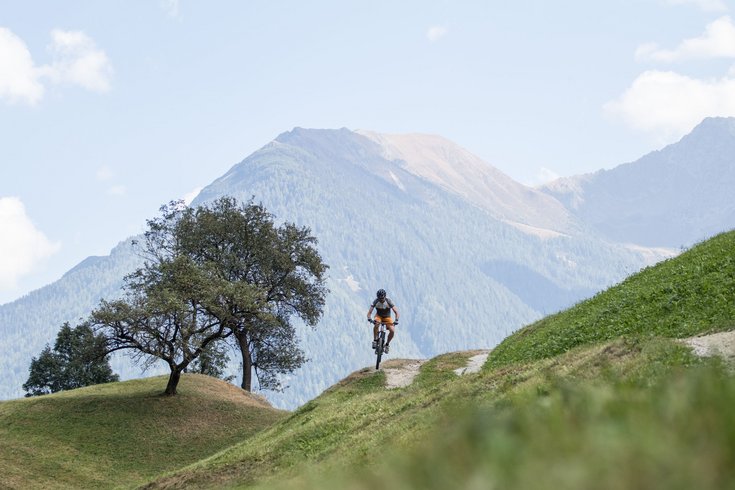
[175,197,328,391]
[23,323,119,397]
[89,197,328,395]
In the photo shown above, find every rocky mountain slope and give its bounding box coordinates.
[541,117,735,248]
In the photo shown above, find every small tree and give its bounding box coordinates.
[23,323,119,397]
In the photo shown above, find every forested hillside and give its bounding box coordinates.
[0,239,148,400]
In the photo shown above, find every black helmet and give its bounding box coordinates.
[376,289,386,299]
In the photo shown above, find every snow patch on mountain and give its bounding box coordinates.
[388,170,406,191]
[505,221,567,239]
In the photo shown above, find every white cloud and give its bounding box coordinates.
[427,26,448,42]
[604,70,735,141]
[636,16,735,62]
[0,28,45,105]
[664,0,728,12]
[40,29,113,92]
[0,197,60,291]
[107,185,127,196]
[183,187,202,205]
[0,27,112,105]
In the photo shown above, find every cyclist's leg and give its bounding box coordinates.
[385,318,395,345]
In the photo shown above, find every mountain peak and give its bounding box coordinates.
[356,129,578,234]
[682,116,735,143]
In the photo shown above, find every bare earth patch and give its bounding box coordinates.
[382,359,427,389]
[454,350,491,376]
[379,350,493,390]
[681,330,735,361]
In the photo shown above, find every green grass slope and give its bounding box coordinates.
[487,230,735,369]
[147,340,735,490]
[144,231,735,489]
[0,374,287,489]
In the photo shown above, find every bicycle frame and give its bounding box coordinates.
[371,319,389,370]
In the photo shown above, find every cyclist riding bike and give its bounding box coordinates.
[367,289,400,354]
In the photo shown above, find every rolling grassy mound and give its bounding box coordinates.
[144,231,735,489]
[0,374,287,489]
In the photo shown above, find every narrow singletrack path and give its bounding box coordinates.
[383,359,426,389]
[381,349,493,390]
[681,330,735,360]
[454,350,491,376]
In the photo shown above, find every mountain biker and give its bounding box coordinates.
[367,289,400,354]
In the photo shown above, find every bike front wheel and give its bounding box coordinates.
[375,332,385,370]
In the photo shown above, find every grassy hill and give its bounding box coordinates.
[143,231,735,489]
[5,231,735,489]
[0,374,287,489]
[487,229,735,368]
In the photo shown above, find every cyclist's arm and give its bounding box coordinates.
[367,305,374,320]
[392,305,400,321]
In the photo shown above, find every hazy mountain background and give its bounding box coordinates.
[4,118,732,408]
[541,117,735,248]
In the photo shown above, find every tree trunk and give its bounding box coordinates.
[165,368,182,395]
[235,330,253,391]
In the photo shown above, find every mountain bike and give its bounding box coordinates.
[369,319,397,370]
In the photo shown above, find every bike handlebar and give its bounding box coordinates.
[368,319,399,325]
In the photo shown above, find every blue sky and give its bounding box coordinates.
[1,0,734,304]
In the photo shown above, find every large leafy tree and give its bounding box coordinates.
[23,323,119,397]
[89,204,245,395]
[176,197,328,391]
[90,197,327,395]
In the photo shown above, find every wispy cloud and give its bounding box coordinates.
[107,185,127,197]
[604,70,735,142]
[663,0,728,12]
[427,26,448,42]
[0,197,60,291]
[96,165,114,181]
[0,27,112,105]
[161,0,181,18]
[636,16,735,62]
[40,29,113,92]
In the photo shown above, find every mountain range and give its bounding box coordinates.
[542,117,735,248]
[2,117,733,408]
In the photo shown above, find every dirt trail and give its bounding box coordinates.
[453,350,491,376]
[380,332,735,391]
[681,330,735,360]
[383,360,426,389]
[381,350,492,389]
